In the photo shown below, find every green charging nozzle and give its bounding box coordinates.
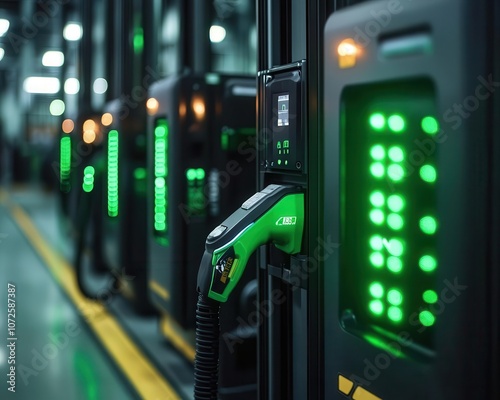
[197,184,305,302]
[194,184,305,399]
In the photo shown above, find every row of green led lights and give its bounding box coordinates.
[418,115,440,327]
[60,137,71,192]
[367,113,406,323]
[368,113,407,275]
[368,112,440,327]
[186,168,206,213]
[154,121,168,232]
[107,130,119,217]
[368,282,439,326]
[368,282,404,323]
[186,168,206,181]
[82,166,95,193]
[369,113,439,135]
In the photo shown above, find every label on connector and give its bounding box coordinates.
[211,247,236,294]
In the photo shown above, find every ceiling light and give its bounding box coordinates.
[93,78,108,94]
[49,100,65,116]
[0,19,9,37]
[63,23,82,41]
[209,25,226,43]
[64,78,80,94]
[23,77,60,94]
[42,51,64,67]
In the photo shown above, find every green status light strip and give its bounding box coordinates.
[186,168,206,216]
[82,166,95,193]
[108,130,119,217]
[367,112,439,327]
[154,120,168,236]
[60,136,71,192]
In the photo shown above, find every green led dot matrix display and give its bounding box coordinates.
[60,136,71,193]
[107,130,119,217]
[153,119,169,244]
[340,80,439,352]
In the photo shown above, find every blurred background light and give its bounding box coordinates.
[63,22,82,41]
[64,78,80,94]
[49,99,65,116]
[93,78,108,94]
[209,25,226,43]
[42,51,65,67]
[0,19,9,36]
[23,77,60,94]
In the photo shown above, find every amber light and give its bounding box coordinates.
[101,113,113,126]
[146,97,159,115]
[192,96,205,120]
[337,38,358,69]
[83,119,96,132]
[83,130,96,144]
[62,119,74,134]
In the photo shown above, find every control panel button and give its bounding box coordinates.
[208,225,227,239]
[241,192,267,210]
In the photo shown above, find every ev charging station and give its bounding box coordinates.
[193,0,499,399]
[146,72,259,398]
[98,101,152,311]
[324,0,499,399]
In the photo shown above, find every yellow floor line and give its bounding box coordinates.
[5,199,181,400]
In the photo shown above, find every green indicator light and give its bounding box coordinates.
[283,140,289,148]
[388,146,404,162]
[369,252,384,268]
[370,162,385,178]
[134,168,146,180]
[388,306,403,322]
[419,310,435,326]
[186,169,197,181]
[419,255,437,272]
[420,165,437,183]
[388,238,404,257]
[369,191,385,208]
[369,113,385,130]
[423,290,438,304]
[370,145,385,160]
[278,159,282,165]
[387,164,405,182]
[421,116,439,135]
[387,256,403,273]
[133,27,144,54]
[155,214,165,223]
[369,235,384,250]
[387,213,404,230]
[387,289,403,306]
[369,300,384,316]
[155,222,166,231]
[196,168,205,180]
[84,166,95,175]
[155,125,166,137]
[155,177,165,188]
[387,195,405,212]
[83,184,93,193]
[388,114,406,133]
[369,209,385,225]
[420,216,438,235]
[221,132,229,150]
[369,282,384,298]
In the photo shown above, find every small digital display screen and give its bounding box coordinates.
[277,93,289,127]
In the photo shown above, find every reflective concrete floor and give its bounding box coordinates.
[0,189,135,400]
